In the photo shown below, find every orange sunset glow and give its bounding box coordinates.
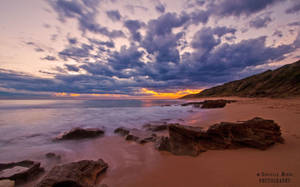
[141,88,202,98]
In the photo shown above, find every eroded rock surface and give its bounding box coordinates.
[143,122,169,132]
[0,160,44,185]
[56,128,104,140]
[36,159,108,187]
[114,127,157,144]
[155,117,284,156]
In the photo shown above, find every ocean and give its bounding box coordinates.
[0,99,195,162]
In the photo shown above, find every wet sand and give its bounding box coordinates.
[104,97,300,187]
[25,98,300,187]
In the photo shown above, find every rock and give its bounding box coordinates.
[0,179,15,187]
[168,125,207,156]
[0,160,44,185]
[205,117,284,150]
[45,153,61,161]
[114,127,157,144]
[114,127,130,136]
[181,100,236,108]
[157,117,284,156]
[201,99,234,108]
[36,159,108,187]
[155,136,171,151]
[143,122,169,131]
[181,102,203,107]
[56,128,104,140]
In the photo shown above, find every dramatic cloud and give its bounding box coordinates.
[210,0,283,17]
[106,10,122,21]
[249,15,272,29]
[48,0,125,38]
[286,2,300,14]
[155,3,165,13]
[41,55,58,61]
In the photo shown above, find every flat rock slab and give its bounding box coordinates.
[56,128,104,140]
[114,127,157,144]
[156,117,284,156]
[0,160,44,185]
[36,159,108,187]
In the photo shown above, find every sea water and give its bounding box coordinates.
[0,99,195,162]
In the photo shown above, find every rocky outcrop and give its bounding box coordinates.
[143,122,169,132]
[56,128,104,140]
[201,99,235,108]
[155,117,284,156]
[181,100,236,108]
[36,159,108,187]
[114,127,157,144]
[0,160,44,185]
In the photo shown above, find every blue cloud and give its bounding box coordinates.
[106,10,122,21]
[249,15,272,29]
[286,2,300,14]
[48,0,124,38]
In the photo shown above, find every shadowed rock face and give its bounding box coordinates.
[0,160,44,185]
[156,117,284,156]
[36,159,108,187]
[114,127,157,144]
[56,128,104,140]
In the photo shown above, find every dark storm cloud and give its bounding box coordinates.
[88,38,115,48]
[41,55,58,61]
[68,37,77,44]
[59,43,93,60]
[47,0,125,38]
[209,0,283,17]
[286,2,300,14]
[249,15,272,29]
[155,3,165,13]
[106,10,122,21]
[65,64,80,72]
[124,19,145,42]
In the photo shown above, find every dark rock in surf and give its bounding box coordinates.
[114,127,157,144]
[56,128,104,140]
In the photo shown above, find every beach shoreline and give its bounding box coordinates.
[102,97,300,187]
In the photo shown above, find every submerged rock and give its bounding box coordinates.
[56,128,104,140]
[0,160,44,185]
[156,117,284,156]
[36,159,108,187]
[114,127,157,144]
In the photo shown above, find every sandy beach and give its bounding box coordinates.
[8,97,300,187]
[99,97,300,187]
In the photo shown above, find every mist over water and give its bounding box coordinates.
[0,99,194,162]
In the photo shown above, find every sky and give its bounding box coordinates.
[0,0,299,99]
